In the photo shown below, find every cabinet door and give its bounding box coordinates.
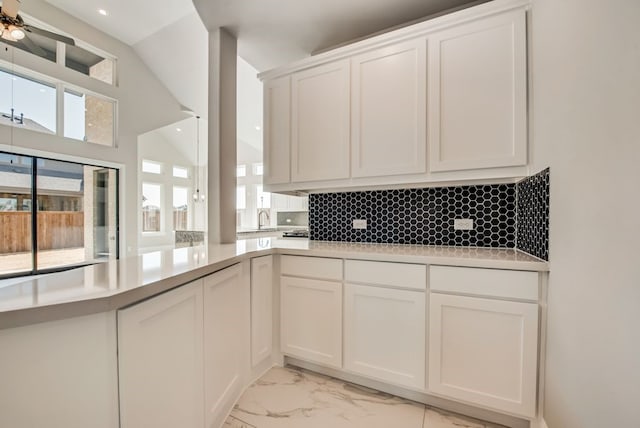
[204,264,250,428]
[428,293,538,417]
[280,276,342,368]
[264,76,291,185]
[344,284,425,390]
[427,9,527,172]
[251,255,273,367]
[291,59,350,182]
[351,39,427,177]
[118,280,204,428]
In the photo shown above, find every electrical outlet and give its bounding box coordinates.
[454,219,474,230]
[353,219,367,229]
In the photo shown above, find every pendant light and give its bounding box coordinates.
[193,115,205,202]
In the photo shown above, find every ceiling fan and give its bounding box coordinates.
[0,0,75,49]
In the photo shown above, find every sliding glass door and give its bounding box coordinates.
[0,152,118,278]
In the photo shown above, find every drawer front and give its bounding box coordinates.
[429,265,538,301]
[345,260,426,290]
[281,255,343,281]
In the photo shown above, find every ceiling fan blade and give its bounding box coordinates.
[1,0,20,19]
[24,24,75,46]
[20,33,47,57]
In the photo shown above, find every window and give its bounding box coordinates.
[142,160,162,174]
[142,183,161,232]
[65,44,115,85]
[253,163,264,176]
[173,186,189,231]
[0,151,119,278]
[0,69,57,134]
[64,89,115,146]
[236,165,246,177]
[236,185,246,210]
[173,166,189,178]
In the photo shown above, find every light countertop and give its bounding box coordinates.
[0,239,547,329]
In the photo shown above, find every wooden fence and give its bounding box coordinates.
[0,211,84,254]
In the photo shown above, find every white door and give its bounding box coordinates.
[203,264,250,428]
[280,276,342,368]
[427,9,527,172]
[291,59,350,182]
[344,283,426,389]
[251,255,274,367]
[118,280,204,428]
[351,39,427,177]
[428,293,538,417]
[264,76,291,185]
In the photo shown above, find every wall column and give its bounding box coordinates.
[207,28,237,244]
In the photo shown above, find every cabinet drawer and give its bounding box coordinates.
[429,266,538,301]
[281,255,342,280]
[345,260,426,290]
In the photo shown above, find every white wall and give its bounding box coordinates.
[0,0,186,256]
[531,1,640,427]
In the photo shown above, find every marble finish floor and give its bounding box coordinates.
[224,366,506,428]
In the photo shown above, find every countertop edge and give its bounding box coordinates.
[0,244,548,330]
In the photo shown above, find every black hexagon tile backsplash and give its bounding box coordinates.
[310,184,517,247]
[308,170,550,260]
[516,168,550,261]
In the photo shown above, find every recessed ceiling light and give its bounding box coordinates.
[176,128,182,132]
[255,125,261,131]
[98,9,108,16]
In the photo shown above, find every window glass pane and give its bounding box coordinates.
[236,185,246,210]
[64,89,114,146]
[237,165,246,177]
[253,163,264,176]
[0,153,33,275]
[0,69,56,134]
[173,166,188,178]
[142,183,161,232]
[1,32,57,63]
[173,186,189,231]
[35,158,118,270]
[142,160,162,174]
[66,44,114,85]
[257,185,271,208]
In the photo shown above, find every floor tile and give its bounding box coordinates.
[423,407,506,428]
[228,366,425,428]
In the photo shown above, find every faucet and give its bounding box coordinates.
[258,209,270,230]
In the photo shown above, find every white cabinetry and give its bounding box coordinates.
[251,255,274,367]
[280,256,343,368]
[0,312,119,428]
[203,264,250,428]
[428,266,539,418]
[264,76,291,185]
[351,39,426,177]
[427,9,527,172]
[118,280,205,428]
[344,260,426,390]
[291,60,350,182]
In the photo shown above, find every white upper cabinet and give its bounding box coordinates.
[351,39,427,177]
[427,9,527,172]
[291,59,351,182]
[264,76,291,185]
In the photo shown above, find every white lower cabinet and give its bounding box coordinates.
[280,276,342,368]
[428,290,539,418]
[118,264,250,428]
[251,255,274,367]
[204,264,250,428]
[118,280,205,428]
[344,283,425,389]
